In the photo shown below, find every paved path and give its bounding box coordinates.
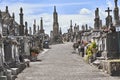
[16,42,120,80]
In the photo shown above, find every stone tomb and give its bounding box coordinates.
[106,32,120,59]
[102,59,120,76]
[101,32,120,59]
[99,32,120,76]
[3,37,20,68]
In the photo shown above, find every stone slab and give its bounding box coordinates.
[102,59,120,76]
[0,76,7,80]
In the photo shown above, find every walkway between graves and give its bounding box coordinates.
[15,42,120,80]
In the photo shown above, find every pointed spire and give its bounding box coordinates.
[37,25,39,33]
[70,20,72,27]
[38,25,39,30]
[60,27,62,35]
[95,8,99,18]
[33,19,36,34]
[29,27,32,35]
[82,25,85,31]
[12,13,15,20]
[54,6,56,12]
[25,21,28,35]
[40,17,44,34]
[75,23,77,27]
[19,7,24,25]
[115,0,118,7]
[25,21,27,27]
[34,19,36,25]
[20,7,23,13]
[0,10,2,18]
[86,24,88,31]
[40,17,43,30]
[6,6,8,13]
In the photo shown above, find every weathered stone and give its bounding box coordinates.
[102,59,120,76]
[0,76,7,80]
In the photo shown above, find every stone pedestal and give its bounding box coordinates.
[11,68,19,75]
[17,63,26,74]
[0,76,7,80]
[0,72,4,76]
[7,69,12,80]
[102,59,120,76]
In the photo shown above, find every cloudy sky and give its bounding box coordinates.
[0,0,119,35]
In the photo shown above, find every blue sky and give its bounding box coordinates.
[0,0,119,35]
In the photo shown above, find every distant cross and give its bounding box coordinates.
[105,7,112,16]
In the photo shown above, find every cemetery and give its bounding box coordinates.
[0,6,49,80]
[0,0,120,80]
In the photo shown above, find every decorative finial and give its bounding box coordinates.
[25,21,27,27]
[20,7,23,13]
[54,6,56,12]
[115,0,118,7]
[70,20,72,26]
[0,10,2,18]
[12,13,15,19]
[6,6,8,13]
[34,19,36,24]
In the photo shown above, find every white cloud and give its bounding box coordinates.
[80,8,92,15]
[106,0,114,8]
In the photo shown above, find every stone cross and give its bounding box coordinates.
[105,7,112,17]
[105,7,112,28]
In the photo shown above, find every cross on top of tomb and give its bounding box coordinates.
[105,7,112,16]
